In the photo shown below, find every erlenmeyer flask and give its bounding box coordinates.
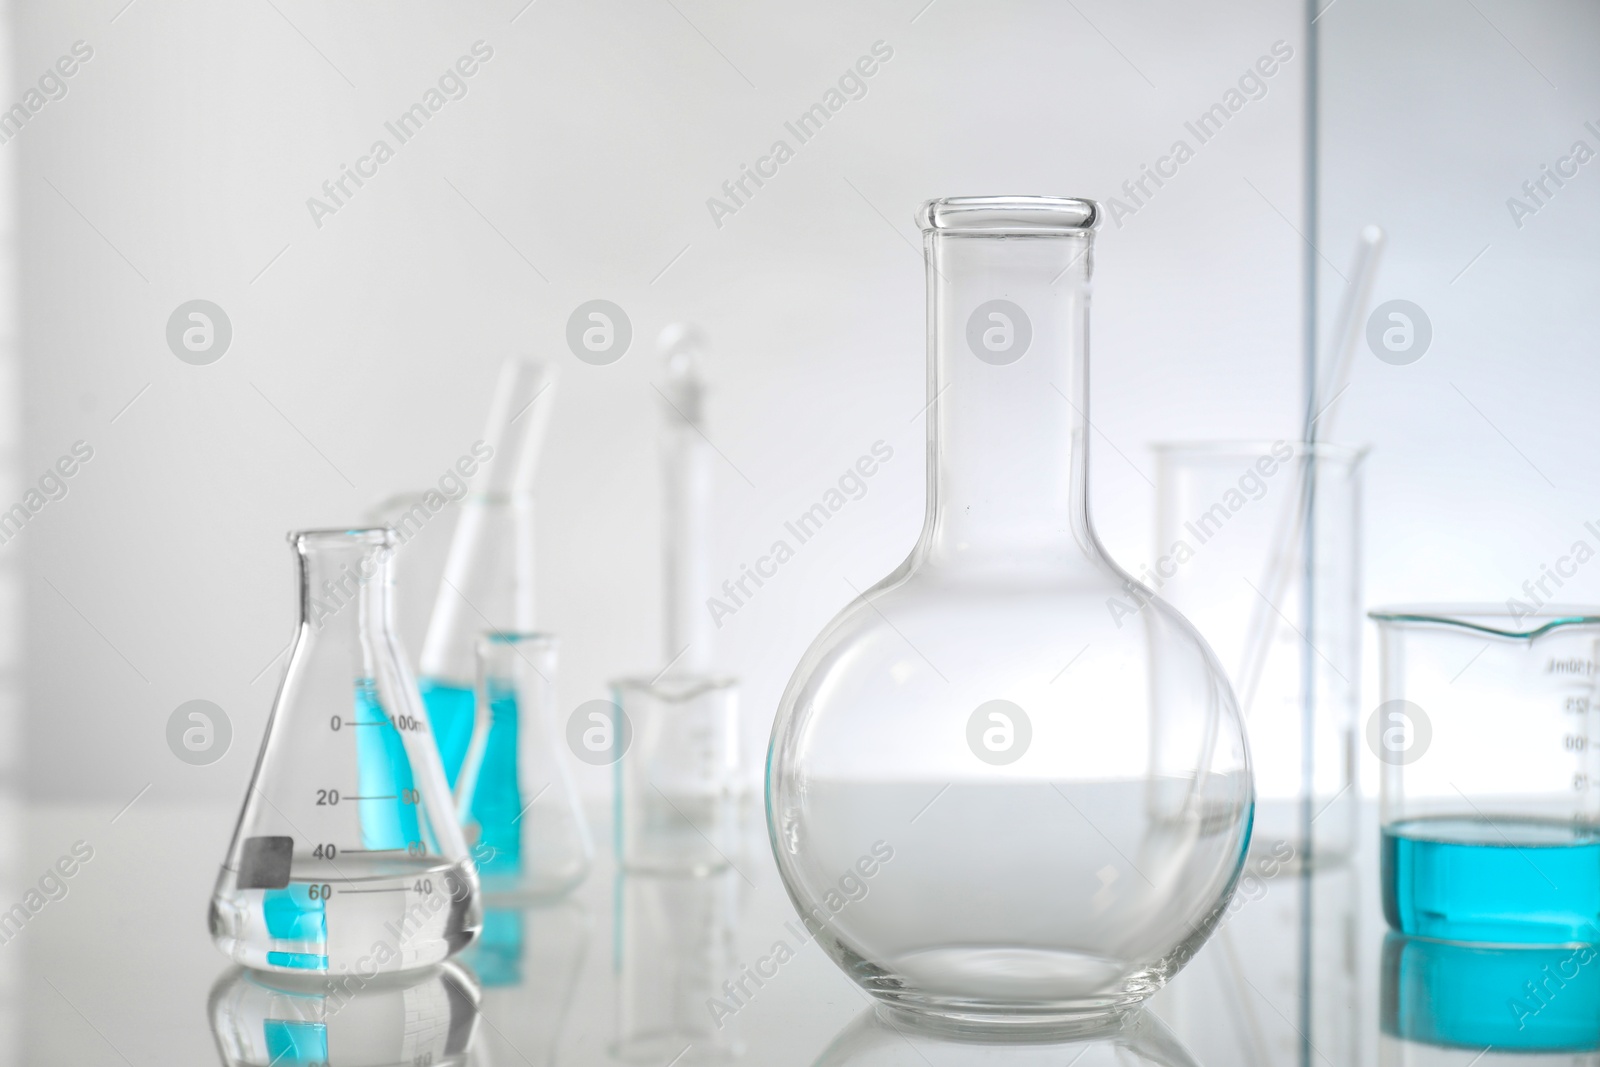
[211,528,481,976]
[767,197,1252,1029]
[456,633,592,898]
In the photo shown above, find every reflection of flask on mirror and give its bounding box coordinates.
[208,962,480,1067]
[210,529,480,976]
[613,868,743,1064]
[812,1004,1203,1066]
[461,900,590,1067]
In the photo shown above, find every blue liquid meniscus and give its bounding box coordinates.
[1383,815,1600,945]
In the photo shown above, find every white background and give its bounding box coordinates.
[6,0,1596,805]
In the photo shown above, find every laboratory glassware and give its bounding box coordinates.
[812,1005,1203,1067]
[1371,605,1600,946]
[209,962,481,1066]
[420,358,558,792]
[613,868,743,1064]
[1382,934,1600,1060]
[456,633,592,898]
[615,326,741,873]
[767,196,1253,1029]
[210,528,480,975]
[615,674,739,873]
[1154,441,1366,867]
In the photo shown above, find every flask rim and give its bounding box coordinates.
[918,196,1100,235]
[288,526,397,549]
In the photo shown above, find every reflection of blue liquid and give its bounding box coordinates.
[263,1019,329,1064]
[421,679,476,789]
[1383,816,1600,944]
[1383,934,1600,1051]
[471,685,523,880]
[353,680,420,851]
[462,907,525,987]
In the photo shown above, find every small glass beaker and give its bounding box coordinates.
[614,674,740,874]
[1370,605,1600,946]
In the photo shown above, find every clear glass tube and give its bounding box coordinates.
[210,528,480,976]
[419,492,536,793]
[419,357,556,794]
[458,633,592,899]
[767,196,1252,1029]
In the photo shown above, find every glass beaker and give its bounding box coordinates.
[458,633,592,898]
[1154,442,1365,869]
[1371,605,1600,946]
[210,529,481,976]
[615,674,740,874]
[767,196,1253,1029]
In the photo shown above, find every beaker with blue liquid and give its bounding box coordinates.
[1371,606,1600,946]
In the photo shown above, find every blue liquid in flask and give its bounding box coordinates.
[421,678,477,789]
[1383,815,1600,944]
[469,684,523,880]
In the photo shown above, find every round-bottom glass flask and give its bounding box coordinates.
[766,197,1252,1031]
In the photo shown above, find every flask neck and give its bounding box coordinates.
[297,534,396,641]
[922,228,1096,566]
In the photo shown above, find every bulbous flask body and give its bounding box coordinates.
[766,197,1252,1031]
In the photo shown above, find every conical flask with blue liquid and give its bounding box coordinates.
[210,528,480,975]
